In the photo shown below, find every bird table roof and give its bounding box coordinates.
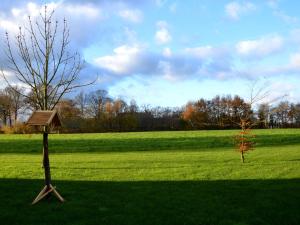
[27,110,61,127]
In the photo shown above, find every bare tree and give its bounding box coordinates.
[257,103,270,128]
[1,6,93,203]
[75,91,88,117]
[4,86,25,124]
[0,91,11,126]
[2,7,92,110]
[86,89,110,119]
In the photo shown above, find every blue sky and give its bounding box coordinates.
[0,0,300,107]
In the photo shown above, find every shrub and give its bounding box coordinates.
[1,123,33,134]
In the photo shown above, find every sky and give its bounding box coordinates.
[0,0,300,107]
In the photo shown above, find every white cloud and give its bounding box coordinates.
[11,8,22,17]
[155,21,172,44]
[0,2,58,33]
[118,9,143,23]
[0,2,102,36]
[155,28,171,44]
[0,70,30,89]
[94,45,142,74]
[0,19,19,33]
[93,43,236,82]
[236,35,283,58]
[92,39,300,86]
[93,45,189,79]
[225,1,256,20]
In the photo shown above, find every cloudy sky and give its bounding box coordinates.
[0,0,299,107]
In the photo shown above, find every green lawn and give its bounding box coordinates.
[0,129,299,225]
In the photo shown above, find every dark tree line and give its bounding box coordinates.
[1,87,299,133]
[55,90,183,132]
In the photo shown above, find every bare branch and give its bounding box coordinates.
[3,6,94,111]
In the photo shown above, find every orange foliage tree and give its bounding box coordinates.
[235,120,255,163]
[233,79,278,163]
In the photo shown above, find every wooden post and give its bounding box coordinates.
[32,126,64,205]
[43,127,51,189]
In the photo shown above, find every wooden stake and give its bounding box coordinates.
[32,185,48,204]
[32,185,65,205]
[51,184,65,202]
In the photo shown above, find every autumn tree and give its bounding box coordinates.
[56,99,81,132]
[234,80,278,163]
[182,102,196,128]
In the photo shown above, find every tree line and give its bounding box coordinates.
[0,86,299,133]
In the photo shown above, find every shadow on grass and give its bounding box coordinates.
[0,178,299,225]
[1,133,300,153]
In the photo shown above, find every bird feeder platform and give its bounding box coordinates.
[27,110,61,127]
[27,110,64,205]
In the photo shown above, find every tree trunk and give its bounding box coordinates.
[14,110,18,125]
[43,129,51,189]
[241,151,245,163]
[3,113,7,126]
[9,112,12,127]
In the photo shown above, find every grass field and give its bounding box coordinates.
[0,129,299,225]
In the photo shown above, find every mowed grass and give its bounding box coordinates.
[0,129,299,225]
[2,129,300,153]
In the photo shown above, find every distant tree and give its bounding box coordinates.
[0,91,11,126]
[182,102,196,128]
[4,86,25,124]
[293,104,300,127]
[56,99,81,132]
[128,100,138,113]
[113,99,127,115]
[288,103,297,126]
[274,101,290,127]
[75,91,88,118]
[86,89,109,119]
[257,103,270,128]
[211,95,222,127]
[193,99,209,129]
